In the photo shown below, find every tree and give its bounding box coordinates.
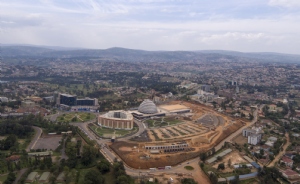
[113,161,133,184]
[3,135,18,150]
[117,175,129,184]
[81,145,98,166]
[200,162,204,168]
[181,178,197,184]
[211,147,216,154]
[84,169,104,184]
[97,159,110,174]
[200,152,207,162]
[228,158,232,167]
[209,173,218,184]
[49,175,56,184]
[218,163,225,170]
[4,172,16,184]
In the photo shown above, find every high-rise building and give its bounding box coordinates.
[236,85,239,94]
[59,94,77,106]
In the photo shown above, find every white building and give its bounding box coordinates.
[242,127,263,145]
[0,97,8,103]
[248,134,261,145]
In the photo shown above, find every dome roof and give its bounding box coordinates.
[138,99,158,114]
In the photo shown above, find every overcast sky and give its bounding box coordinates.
[1,0,300,54]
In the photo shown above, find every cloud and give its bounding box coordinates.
[269,0,300,8]
[0,0,300,54]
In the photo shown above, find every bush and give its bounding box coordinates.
[218,163,225,170]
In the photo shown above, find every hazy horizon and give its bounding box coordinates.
[1,0,300,54]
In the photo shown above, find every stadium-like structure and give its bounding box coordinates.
[138,99,158,114]
[98,110,134,130]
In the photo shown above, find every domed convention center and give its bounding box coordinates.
[98,110,133,130]
[138,99,158,114]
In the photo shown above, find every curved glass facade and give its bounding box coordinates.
[138,99,158,114]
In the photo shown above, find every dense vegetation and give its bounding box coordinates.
[0,119,33,138]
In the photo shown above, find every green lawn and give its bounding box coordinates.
[57,112,96,123]
[90,125,136,138]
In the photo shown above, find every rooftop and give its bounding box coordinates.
[282,156,293,164]
[100,110,133,120]
[283,169,299,176]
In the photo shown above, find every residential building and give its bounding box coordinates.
[281,169,300,180]
[248,134,261,145]
[242,127,263,145]
[281,156,294,168]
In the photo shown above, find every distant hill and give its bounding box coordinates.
[1,45,300,63]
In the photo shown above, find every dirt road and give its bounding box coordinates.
[268,132,290,167]
[189,161,211,184]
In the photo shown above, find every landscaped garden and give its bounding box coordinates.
[145,117,182,128]
[57,112,96,123]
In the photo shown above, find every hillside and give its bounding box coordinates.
[1,45,300,63]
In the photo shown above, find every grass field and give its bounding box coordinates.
[90,125,136,138]
[57,112,96,123]
[0,174,8,183]
[145,117,182,128]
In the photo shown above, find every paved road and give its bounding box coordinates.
[60,138,69,160]
[26,126,43,151]
[118,120,146,141]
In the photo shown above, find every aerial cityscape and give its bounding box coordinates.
[1,1,300,184]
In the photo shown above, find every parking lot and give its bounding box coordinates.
[148,122,208,140]
[33,136,62,150]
